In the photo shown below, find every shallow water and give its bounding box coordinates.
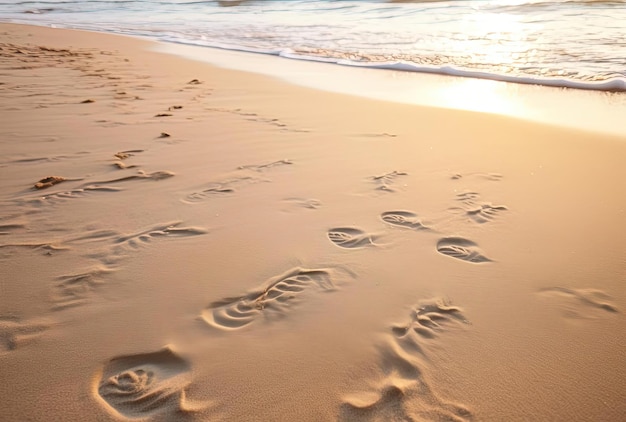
[1,0,625,91]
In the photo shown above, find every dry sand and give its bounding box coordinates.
[1,23,625,421]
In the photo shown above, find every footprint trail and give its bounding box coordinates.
[437,237,491,263]
[328,227,378,249]
[201,267,352,331]
[97,347,201,419]
[380,211,428,231]
[341,299,472,421]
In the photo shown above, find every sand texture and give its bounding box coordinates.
[1,23,625,421]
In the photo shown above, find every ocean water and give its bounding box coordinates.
[1,0,625,92]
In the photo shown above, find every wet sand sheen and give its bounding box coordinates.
[0,23,625,421]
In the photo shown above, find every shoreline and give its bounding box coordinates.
[1,20,625,136]
[156,41,626,136]
[1,23,625,422]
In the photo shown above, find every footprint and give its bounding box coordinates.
[328,227,377,249]
[355,132,397,138]
[455,192,480,202]
[464,203,507,224]
[537,287,619,319]
[341,299,472,422]
[437,237,491,263]
[184,183,236,203]
[113,221,207,251]
[0,241,67,257]
[371,170,407,193]
[113,149,143,160]
[206,107,306,132]
[112,149,143,169]
[198,186,233,195]
[450,192,507,224]
[97,347,196,419]
[182,175,267,204]
[201,267,350,331]
[29,171,171,197]
[23,184,123,207]
[0,316,49,354]
[391,300,470,343]
[89,170,174,184]
[7,154,78,165]
[282,197,321,210]
[1,228,118,260]
[451,172,502,181]
[342,383,472,422]
[380,211,428,231]
[51,267,113,311]
[112,161,139,170]
[237,159,292,172]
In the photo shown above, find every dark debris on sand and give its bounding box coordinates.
[34,176,65,189]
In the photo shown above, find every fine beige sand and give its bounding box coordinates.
[1,23,625,422]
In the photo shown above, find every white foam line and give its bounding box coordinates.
[3,18,624,93]
[345,60,626,93]
[276,49,625,93]
[168,38,626,93]
[155,40,626,137]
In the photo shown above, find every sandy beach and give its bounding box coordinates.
[1,23,625,421]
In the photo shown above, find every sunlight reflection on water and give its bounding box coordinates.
[157,42,626,137]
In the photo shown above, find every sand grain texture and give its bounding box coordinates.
[0,23,625,422]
